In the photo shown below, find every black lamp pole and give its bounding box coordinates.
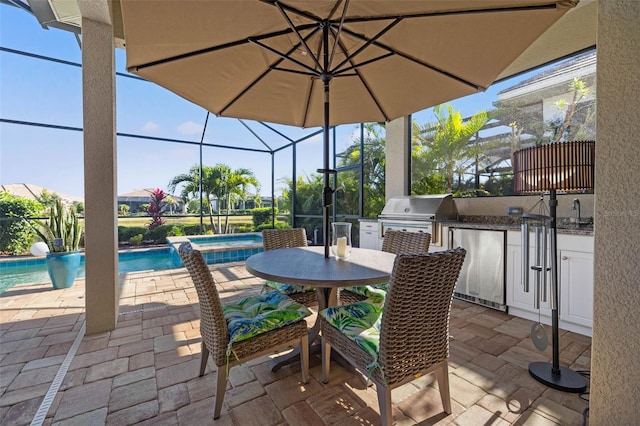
[527,189,586,392]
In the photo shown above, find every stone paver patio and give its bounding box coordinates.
[1,261,590,425]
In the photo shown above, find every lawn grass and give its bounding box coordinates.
[117,215,254,228]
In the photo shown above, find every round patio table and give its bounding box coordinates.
[246,246,396,370]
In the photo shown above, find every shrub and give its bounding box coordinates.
[118,226,148,242]
[145,224,173,244]
[129,234,143,246]
[167,225,185,237]
[256,222,290,232]
[252,207,278,228]
[0,192,44,255]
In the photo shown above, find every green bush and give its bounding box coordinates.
[129,234,143,246]
[145,224,173,244]
[252,207,278,228]
[0,192,44,255]
[118,226,148,242]
[167,225,185,236]
[256,222,290,232]
[183,224,215,235]
[233,225,255,233]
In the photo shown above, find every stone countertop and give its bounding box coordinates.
[440,215,593,236]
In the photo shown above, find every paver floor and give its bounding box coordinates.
[0,261,591,425]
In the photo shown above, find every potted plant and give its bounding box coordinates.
[29,199,83,289]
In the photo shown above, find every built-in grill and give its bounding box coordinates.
[378,195,459,248]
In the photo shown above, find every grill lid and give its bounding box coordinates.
[379,194,458,221]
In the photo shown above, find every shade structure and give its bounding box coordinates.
[120,0,578,257]
[513,140,595,193]
[512,140,594,393]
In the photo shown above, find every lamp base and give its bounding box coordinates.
[529,361,587,393]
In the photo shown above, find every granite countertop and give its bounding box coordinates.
[441,215,594,236]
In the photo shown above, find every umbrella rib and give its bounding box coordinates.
[332,34,390,122]
[221,28,319,117]
[339,25,483,91]
[272,0,324,72]
[326,2,563,25]
[327,0,349,69]
[249,38,320,77]
[131,25,312,71]
[330,16,402,75]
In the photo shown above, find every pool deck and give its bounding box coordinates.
[0,262,591,425]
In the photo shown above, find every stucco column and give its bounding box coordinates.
[591,1,640,422]
[82,17,119,334]
[385,116,411,200]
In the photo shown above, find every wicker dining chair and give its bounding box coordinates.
[260,228,317,306]
[178,242,310,420]
[320,248,466,426]
[339,229,432,304]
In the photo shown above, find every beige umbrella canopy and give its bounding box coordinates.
[120,0,578,257]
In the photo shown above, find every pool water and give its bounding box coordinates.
[1,233,266,294]
[0,248,180,294]
[187,234,263,248]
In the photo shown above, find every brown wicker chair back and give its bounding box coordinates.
[379,248,466,385]
[381,229,431,254]
[178,242,228,368]
[339,229,432,305]
[321,247,466,426]
[262,228,308,251]
[178,241,310,420]
[261,228,317,306]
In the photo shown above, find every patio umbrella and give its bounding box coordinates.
[120,0,578,258]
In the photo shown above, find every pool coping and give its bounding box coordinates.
[167,232,264,253]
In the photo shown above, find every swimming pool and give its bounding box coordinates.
[167,232,264,265]
[1,233,264,293]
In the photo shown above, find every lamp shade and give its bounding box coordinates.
[513,141,595,194]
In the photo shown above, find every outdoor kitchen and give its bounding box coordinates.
[360,193,595,337]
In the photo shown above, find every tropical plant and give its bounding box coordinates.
[28,199,83,253]
[145,188,167,230]
[0,191,44,255]
[412,104,488,193]
[169,164,259,233]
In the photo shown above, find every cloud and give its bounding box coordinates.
[177,121,204,135]
[141,121,159,132]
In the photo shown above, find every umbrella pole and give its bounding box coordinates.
[321,23,333,259]
[322,77,331,259]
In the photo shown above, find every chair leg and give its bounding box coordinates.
[213,365,228,420]
[199,341,209,377]
[321,336,331,384]
[300,333,309,384]
[376,385,393,426]
[435,361,452,414]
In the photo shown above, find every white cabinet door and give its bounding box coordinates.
[359,221,379,250]
[559,249,594,331]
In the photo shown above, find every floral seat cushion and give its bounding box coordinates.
[319,297,385,360]
[265,280,315,295]
[223,291,311,346]
[342,282,388,300]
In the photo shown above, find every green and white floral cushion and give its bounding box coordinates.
[223,291,311,347]
[319,297,385,361]
[265,280,315,295]
[342,283,388,299]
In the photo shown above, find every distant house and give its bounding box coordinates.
[117,189,184,214]
[0,183,83,205]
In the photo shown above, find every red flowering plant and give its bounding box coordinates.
[146,188,167,230]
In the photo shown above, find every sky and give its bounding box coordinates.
[0,3,541,200]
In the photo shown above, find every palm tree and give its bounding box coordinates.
[168,165,221,231]
[169,164,260,234]
[412,104,488,193]
[219,167,260,233]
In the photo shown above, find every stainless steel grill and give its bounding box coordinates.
[378,195,458,247]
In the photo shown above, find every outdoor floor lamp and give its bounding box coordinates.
[513,140,595,393]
